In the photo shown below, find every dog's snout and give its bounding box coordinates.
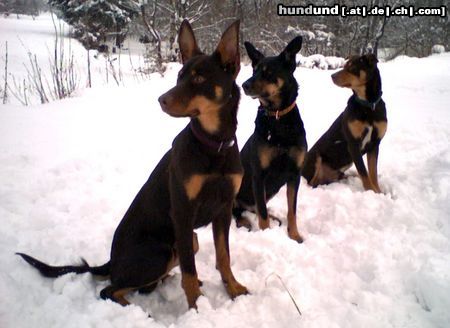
[158,94,167,107]
[158,93,172,112]
[242,80,251,92]
[331,73,338,82]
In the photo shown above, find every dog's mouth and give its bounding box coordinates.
[163,108,200,118]
[246,91,271,100]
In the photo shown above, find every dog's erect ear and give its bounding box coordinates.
[215,20,240,79]
[244,42,264,67]
[178,20,201,64]
[365,53,378,65]
[280,36,303,63]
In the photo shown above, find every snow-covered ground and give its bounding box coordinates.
[1,14,450,328]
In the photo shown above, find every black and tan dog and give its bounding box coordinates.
[302,54,387,193]
[17,20,248,310]
[232,37,306,243]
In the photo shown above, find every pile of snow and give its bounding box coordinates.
[297,54,345,70]
[432,44,445,54]
[1,14,450,328]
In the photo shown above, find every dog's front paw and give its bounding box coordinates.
[236,217,252,231]
[225,280,249,299]
[258,216,270,230]
[288,229,304,243]
[182,274,202,309]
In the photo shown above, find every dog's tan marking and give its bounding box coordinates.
[265,83,278,97]
[264,77,284,98]
[374,121,387,139]
[309,155,342,187]
[214,232,248,299]
[289,147,306,168]
[276,77,284,88]
[333,69,367,99]
[181,273,202,309]
[309,156,323,187]
[258,214,270,230]
[193,232,199,254]
[258,145,277,169]
[348,120,368,139]
[112,288,133,306]
[286,184,303,243]
[215,85,223,100]
[359,174,379,193]
[187,96,221,133]
[184,174,208,200]
[228,173,243,195]
[367,151,381,193]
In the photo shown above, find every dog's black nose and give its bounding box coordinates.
[158,94,170,111]
[242,81,251,92]
[331,73,338,82]
[158,95,167,106]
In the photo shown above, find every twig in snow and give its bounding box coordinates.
[2,41,8,104]
[265,273,302,318]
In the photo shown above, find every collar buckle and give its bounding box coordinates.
[190,122,235,153]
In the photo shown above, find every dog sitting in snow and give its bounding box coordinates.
[17,19,248,310]
[302,54,387,193]
[232,37,307,243]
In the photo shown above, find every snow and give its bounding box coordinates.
[297,54,345,70]
[1,14,450,328]
[432,45,445,54]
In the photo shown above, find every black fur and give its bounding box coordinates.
[234,37,307,243]
[17,20,248,310]
[302,54,387,193]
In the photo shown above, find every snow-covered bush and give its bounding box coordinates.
[296,54,345,70]
[431,45,445,54]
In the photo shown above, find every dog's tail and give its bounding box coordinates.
[16,252,110,278]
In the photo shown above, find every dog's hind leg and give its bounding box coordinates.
[100,286,132,306]
[232,205,253,231]
[105,239,177,306]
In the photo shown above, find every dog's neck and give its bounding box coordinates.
[353,67,382,103]
[190,83,240,149]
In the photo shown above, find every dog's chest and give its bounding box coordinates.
[361,125,373,150]
[184,173,242,201]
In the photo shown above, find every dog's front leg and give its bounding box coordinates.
[171,200,201,309]
[347,141,377,192]
[213,205,248,299]
[286,176,303,243]
[252,173,269,230]
[367,142,382,193]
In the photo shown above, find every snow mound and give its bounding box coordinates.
[297,54,345,70]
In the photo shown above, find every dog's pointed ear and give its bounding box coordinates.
[365,53,378,65]
[280,36,303,63]
[178,20,201,64]
[215,20,240,79]
[244,42,264,67]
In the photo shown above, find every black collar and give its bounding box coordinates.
[354,93,382,111]
[189,121,235,152]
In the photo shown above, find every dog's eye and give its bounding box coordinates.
[192,75,206,84]
[262,70,272,79]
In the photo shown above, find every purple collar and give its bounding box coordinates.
[189,122,235,152]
